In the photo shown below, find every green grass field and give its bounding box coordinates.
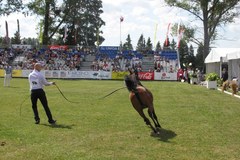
[1,78,240,160]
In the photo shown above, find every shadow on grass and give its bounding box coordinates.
[41,123,75,129]
[3,86,20,88]
[151,128,177,142]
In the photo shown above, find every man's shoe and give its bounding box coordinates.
[35,119,40,124]
[49,120,56,125]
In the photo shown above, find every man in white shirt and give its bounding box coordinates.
[28,63,56,125]
[4,64,12,87]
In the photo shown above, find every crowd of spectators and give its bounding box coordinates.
[154,52,178,73]
[0,48,17,69]
[20,48,85,71]
[1,46,180,73]
[91,54,142,72]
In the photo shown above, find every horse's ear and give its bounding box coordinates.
[128,68,134,74]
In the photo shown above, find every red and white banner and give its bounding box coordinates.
[164,23,171,46]
[154,71,177,81]
[138,72,154,80]
[177,23,184,48]
[48,45,68,50]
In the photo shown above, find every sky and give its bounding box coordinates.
[0,0,240,50]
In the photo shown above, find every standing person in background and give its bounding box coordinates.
[222,68,228,82]
[4,64,12,87]
[183,69,188,82]
[187,68,193,84]
[28,63,57,125]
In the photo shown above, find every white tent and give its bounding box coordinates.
[205,48,240,63]
[227,50,240,81]
[227,50,240,60]
[205,48,230,64]
[205,48,240,77]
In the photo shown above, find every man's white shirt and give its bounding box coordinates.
[28,69,53,90]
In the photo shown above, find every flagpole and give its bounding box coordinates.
[119,16,124,52]
[154,23,158,49]
[119,20,122,51]
[177,47,181,69]
[177,22,182,69]
[120,18,122,51]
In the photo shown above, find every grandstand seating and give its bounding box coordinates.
[159,50,178,60]
[4,45,178,72]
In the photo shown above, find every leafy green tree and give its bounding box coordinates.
[170,39,176,50]
[27,0,105,46]
[146,37,153,52]
[27,0,58,45]
[195,43,204,71]
[11,31,21,44]
[178,40,189,69]
[0,37,3,44]
[0,0,23,15]
[188,44,196,69]
[155,41,162,52]
[122,34,133,51]
[59,0,105,46]
[136,34,145,53]
[164,0,240,61]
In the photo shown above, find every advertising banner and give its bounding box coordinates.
[21,70,111,79]
[12,70,22,77]
[22,70,32,77]
[154,72,177,81]
[3,69,177,81]
[0,69,4,77]
[111,71,128,80]
[138,72,154,80]
[67,71,111,79]
[0,69,22,77]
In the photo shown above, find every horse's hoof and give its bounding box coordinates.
[150,131,160,137]
[156,127,161,132]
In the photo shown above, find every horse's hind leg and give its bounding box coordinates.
[148,109,161,128]
[152,110,161,128]
[138,110,157,133]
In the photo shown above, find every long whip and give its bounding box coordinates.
[19,95,29,116]
[20,85,126,116]
[55,84,81,104]
[100,86,126,99]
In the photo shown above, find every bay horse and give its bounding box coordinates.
[124,69,161,133]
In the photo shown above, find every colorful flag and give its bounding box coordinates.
[120,16,124,22]
[164,23,171,46]
[177,23,184,48]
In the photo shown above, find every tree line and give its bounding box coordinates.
[0,0,239,71]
